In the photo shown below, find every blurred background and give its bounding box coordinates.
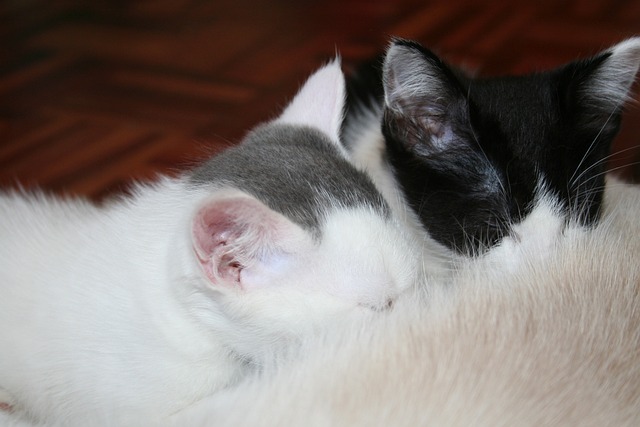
[1,0,640,199]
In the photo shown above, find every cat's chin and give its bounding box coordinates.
[481,196,566,274]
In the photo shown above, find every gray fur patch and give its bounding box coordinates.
[189,124,390,236]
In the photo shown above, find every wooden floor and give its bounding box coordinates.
[2,0,640,200]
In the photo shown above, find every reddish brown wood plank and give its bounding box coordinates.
[1,0,639,199]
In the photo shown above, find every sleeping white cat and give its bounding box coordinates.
[0,60,426,425]
[172,177,640,427]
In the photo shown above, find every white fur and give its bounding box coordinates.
[167,177,640,427]
[483,194,565,275]
[343,104,453,279]
[0,183,245,424]
[0,62,425,425]
[5,180,640,426]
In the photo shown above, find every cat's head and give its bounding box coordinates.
[183,60,422,359]
[381,37,640,255]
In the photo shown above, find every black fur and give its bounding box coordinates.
[345,39,633,254]
[341,55,385,150]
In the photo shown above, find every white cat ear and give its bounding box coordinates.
[276,59,345,143]
[191,195,310,290]
[583,37,640,110]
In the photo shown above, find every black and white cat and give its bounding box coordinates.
[343,37,640,255]
[163,38,640,426]
[0,60,426,425]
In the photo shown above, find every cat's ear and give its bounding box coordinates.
[560,37,640,132]
[276,59,345,143]
[382,39,471,156]
[576,37,640,111]
[191,195,310,290]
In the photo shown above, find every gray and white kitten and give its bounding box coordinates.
[0,61,424,425]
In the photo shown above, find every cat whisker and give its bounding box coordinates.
[569,103,624,188]
[569,109,614,186]
[577,161,640,191]
[570,143,640,190]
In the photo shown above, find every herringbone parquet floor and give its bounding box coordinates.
[2,0,640,199]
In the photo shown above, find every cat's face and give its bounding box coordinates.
[189,197,420,360]
[380,38,640,254]
[181,60,422,360]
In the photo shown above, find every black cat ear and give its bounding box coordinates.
[381,39,471,156]
[560,37,640,131]
[580,37,640,111]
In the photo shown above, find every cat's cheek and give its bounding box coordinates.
[237,254,296,291]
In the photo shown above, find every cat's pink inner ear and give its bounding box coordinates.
[192,199,252,288]
[191,196,307,290]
